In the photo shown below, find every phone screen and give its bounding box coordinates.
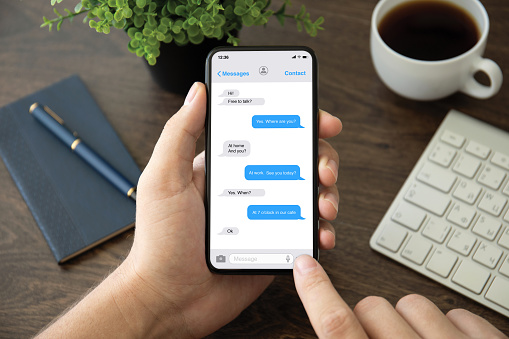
[206,47,318,273]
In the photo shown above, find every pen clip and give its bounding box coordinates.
[29,102,65,125]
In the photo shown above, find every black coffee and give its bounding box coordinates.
[378,1,480,61]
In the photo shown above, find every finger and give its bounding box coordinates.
[395,294,467,339]
[318,220,336,250]
[193,151,206,199]
[294,255,367,339]
[319,109,342,139]
[319,185,339,221]
[142,82,206,196]
[354,296,420,339]
[319,139,339,187]
[446,308,507,339]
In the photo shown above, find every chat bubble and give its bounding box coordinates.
[218,227,239,235]
[245,165,304,180]
[252,115,304,128]
[219,98,265,105]
[219,189,265,197]
[219,89,240,97]
[247,205,305,220]
[219,140,251,157]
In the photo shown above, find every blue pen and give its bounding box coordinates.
[29,103,137,201]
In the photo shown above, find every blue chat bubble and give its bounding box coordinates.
[248,205,305,220]
[245,165,304,180]
[252,115,304,128]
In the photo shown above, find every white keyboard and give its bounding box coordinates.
[370,110,509,318]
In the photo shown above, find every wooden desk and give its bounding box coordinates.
[1,1,508,337]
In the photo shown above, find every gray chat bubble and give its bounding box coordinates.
[218,227,239,235]
[219,189,265,197]
[219,140,251,157]
[219,98,265,105]
[219,89,240,97]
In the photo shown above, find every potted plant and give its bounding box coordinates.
[43,0,324,93]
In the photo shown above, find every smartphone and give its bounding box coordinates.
[205,46,318,274]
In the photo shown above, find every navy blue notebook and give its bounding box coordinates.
[0,75,141,263]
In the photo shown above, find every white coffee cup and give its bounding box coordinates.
[370,0,503,101]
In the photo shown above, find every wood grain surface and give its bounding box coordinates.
[0,1,508,337]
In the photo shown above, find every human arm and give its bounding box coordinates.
[293,255,508,338]
[37,82,343,338]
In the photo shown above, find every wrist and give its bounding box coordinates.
[109,258,190,338]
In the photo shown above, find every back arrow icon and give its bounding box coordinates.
[217,71,221,77]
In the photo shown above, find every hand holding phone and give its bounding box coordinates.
[206,47,319,274]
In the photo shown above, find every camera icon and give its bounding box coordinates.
[216,255,226,263]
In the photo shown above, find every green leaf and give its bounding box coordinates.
[147,56,156,66]
[156,32,165,40]
[175,5,187,16]
[124,8,132,18]
[133,6,144,15]
[136,0,146,8]
[234,7,246,16]
[163,34,173,43]
[161,18,170,27]
[242,14,254,26]
[187,24,200,36]
[250,7,260,17]
[75,3,83,12]
[189,31,204,44]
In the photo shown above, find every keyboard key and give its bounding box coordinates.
[447,203,476,228]
[452,260,490,294]
[447,230,476,256]
[377,224,407,252]
[417,162,456,193]
[429,143,457,167]
[499,227,509,250]
[426,249,457,278]
[503,182,509,197]
[485,277,509,311]
[405,182,451,216]
[401,236,432,265]
[491,151,509,170]
[505,209,509,223]
[500,256,509,278]
[478,165,506,190]
[391,203,426,231]
[478,192,507,217]
[473,242,502,269]
[472,215,501,241]
[453,154,481,179]
[453,179,482,205]
[422,218,450,244]
[466,140,491,159]
[441,130,465,148]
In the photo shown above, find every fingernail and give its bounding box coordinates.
[184,82,198,106]
[323,192,339,213]
[327,159,338,182]
[294,255,318,275]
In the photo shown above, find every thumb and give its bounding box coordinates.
[140,82,206,196]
